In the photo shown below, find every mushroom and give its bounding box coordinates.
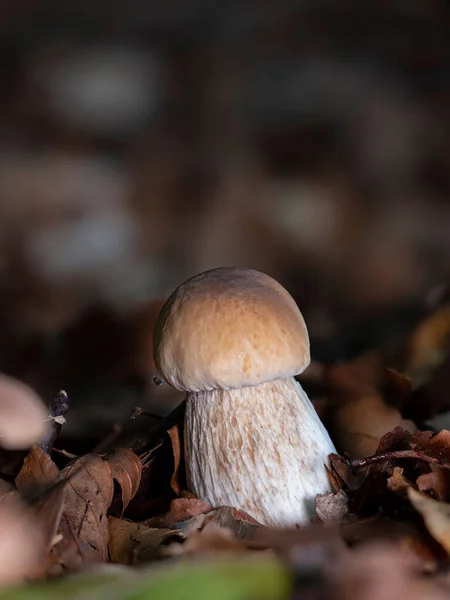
[153,267,336,527]
[0,375,49,450]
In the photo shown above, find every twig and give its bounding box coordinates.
[129,406,163,420]
[351,450,446,469]
[39,390,69,455]
[52,448,79,460]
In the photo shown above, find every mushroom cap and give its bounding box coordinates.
[0,375,49,450]
[154,267,310,392]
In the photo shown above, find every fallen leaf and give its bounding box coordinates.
[328,454,361,490]
[412,430,450,463]
[104,449,142,514]
[315,490,350,524]
[108,517,152,565]
[15,445,59,496]
[408,487,450,554]
[132,527,185,562]
[167,424,183,495]
[144,497,212,528]
[48,454,115,575]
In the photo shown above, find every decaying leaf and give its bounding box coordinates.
[104,449,142,514]
[408,487,450,555]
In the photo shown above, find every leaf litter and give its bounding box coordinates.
[4,304,450,598]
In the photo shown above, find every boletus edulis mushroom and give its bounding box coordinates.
[153,267,336,527]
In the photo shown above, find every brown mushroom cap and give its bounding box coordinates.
[153,267,310,392]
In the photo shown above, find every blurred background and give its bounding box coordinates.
[0,1,449,447]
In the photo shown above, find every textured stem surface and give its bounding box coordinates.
[185,376,336,527]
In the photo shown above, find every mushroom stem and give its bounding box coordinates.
[184,376,336,527]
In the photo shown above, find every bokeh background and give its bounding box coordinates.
[1,1,449,447]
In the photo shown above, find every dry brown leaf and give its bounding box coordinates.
[328,454,361,490]
[315,490,350,524]
[15,445,60,495]
[167,424,182,495]
[105,449,142,513]
[408,487,450,554]
[132,526,185,562]
[108,517,151,565]
[412,430,450,462]
[33,479,67,552]
[48,454,114,575]
[143,497,212,528]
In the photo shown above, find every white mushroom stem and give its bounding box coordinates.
[184,376,336,527]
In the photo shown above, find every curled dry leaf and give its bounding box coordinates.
[15,445,60,496]
[408,487,450,555]
[327,356,416,458]
[0,375,49,451]
[105,449,142,514]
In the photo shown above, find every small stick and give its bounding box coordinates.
[39,391,69,455]
[351,449,446,469]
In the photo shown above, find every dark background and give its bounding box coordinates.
[0,1,449,445]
